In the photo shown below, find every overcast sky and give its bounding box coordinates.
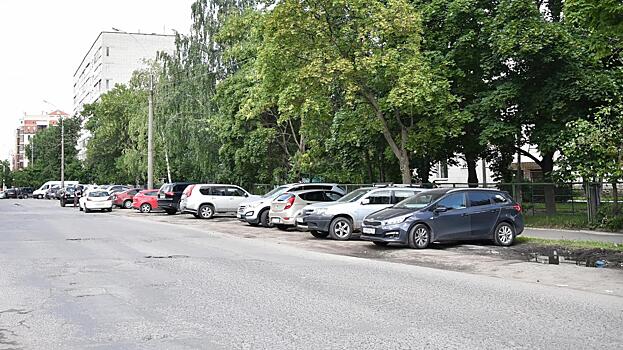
[0,0,195,161]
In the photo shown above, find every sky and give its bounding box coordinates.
[0,0,196,161]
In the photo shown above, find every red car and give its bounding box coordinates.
[132,190,159,213]
[112,188,140,209]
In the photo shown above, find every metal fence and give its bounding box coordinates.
[251,182,622,219]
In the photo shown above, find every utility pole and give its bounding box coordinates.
[61,115,65,189]
[147,74,154,190]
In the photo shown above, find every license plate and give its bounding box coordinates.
[271,218,281,223]
[362,227,376,235]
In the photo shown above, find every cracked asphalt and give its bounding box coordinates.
[1,199,622,349]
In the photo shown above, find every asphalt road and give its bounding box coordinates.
[1,199,622,349]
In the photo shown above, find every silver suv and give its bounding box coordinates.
[298,186,424,240]
[238,183,345,227]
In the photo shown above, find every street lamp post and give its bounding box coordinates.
[112,27,154,189]
[43,100,64,188]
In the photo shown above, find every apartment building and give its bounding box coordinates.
[73,31,175,159]
[12,110,65,170]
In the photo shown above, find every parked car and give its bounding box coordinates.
[44,186,59,199]
[33,181,79,199]
[180,184,256,219]
[108,185,132,195]
[79,189,113,213]
[133,190,159,213]
[299,186,423,240]
[112,188,140,209]
[59,185,85,207]
[269,189,344,230]
[157,182,193,215]
[360,188,524,248]
[238,183,346,227]
[5,188,19,199]
[0,191,5,199]
[18,187,33,198]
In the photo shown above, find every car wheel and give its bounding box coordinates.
[329,217,353,241]
[165,209,177,215]
[123,200,132,209]
[373,241,389,247]
[408,224,430,249]
[310,230,329,239]
[275,224,289,231]
[140,203,152,213]
[259,209,271,228]
[198,204,214,219]
[494,222,515,246]
[85,207,91,213]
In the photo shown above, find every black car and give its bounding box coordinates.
[5,188,19,199]
[18,187,33,198]
[360,188,524,248]
[157,182,193,215]
[59,186,85,207]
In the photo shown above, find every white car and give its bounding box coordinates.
[298,186,424,240]
[79,189,113,213]
[179,184,257,219]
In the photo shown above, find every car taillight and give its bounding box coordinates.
[185,185,195,197]
[513,204,522,213]
[284,195,296,210]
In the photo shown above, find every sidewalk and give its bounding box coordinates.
[523,227,623,243]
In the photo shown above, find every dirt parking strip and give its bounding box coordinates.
[111,209,623,297]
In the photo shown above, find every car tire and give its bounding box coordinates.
[373,241,389,247]
[310,230,329,239]
[140,203,152,213]
[85,207,91,213]
[408,224,430,249]
[259,209,271,228]
[494,222,515,247]
[123,200,132,209]
[198,204,215,219]
[165,209,177,215]
[275,224,288,231]
[329,217,353,241]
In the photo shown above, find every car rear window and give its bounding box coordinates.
[468,191,493,207]
[324,191,343,201]
[89,191,110,197]
[276,193,294,201]
[160,184,173,193]
[299,191,326,202]
[491,193,510,204]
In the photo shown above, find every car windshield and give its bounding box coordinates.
[337,188,370,203]
[262,186,288,199]
[394,191,446,209]
[89,191,110,197]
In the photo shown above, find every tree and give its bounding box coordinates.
[258,0,460,184]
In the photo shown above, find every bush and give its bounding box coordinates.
[595,204,623,231]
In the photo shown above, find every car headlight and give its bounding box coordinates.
[383,215,411,226]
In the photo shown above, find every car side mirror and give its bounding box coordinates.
[245,193,249,197]
[361,198,370,205]
[434,206,448,214]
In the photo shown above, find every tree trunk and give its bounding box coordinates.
[612,181,619,215]
[399,151,412,185]
[541,152,556,215]
[465,153,479,188]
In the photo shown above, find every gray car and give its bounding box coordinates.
[360,188,524,248]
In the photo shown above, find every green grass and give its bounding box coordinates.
[524,214,590,230]
[516,236,623,252]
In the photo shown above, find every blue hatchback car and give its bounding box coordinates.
[360,188,524,249]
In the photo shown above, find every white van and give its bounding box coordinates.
[33,181,79,199]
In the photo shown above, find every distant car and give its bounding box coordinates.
[112,188,140,209]
[238,183,346,227]
[45,186,60,199]
[0,191,5,199]
[180,184,256,219]
[5,188,19,199]
[79,189,113,213]
[299,186,423,240]
[360,188,524,248]
[59,186,79,207]
[269,189,344,230]
[132,189,159,213]
[108,185,132,195]
[157,182,193,215]
[18,187,33,198]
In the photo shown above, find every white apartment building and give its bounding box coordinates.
[73,31,176,158]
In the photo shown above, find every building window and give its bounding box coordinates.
[106,46,110,56]
[105,79,110,90]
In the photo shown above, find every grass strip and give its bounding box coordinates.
[516,236,623,252]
